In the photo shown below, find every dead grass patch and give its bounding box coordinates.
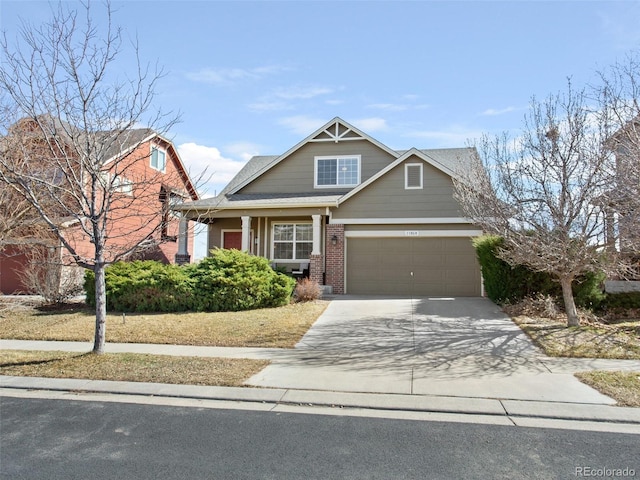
[0,350,268,387]
[511,315,640,359]
[575,371,640,407]
[0,300,328,348]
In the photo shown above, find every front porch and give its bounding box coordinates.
[189,211,345,294]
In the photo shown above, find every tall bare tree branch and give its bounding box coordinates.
[0,1,182,353]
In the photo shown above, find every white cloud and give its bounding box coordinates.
[248,85,335,112]
[177,142,249,197]
[247,101,293,112]
[481,106,518,116]
[272,85,334,100]
[185,65,289,85]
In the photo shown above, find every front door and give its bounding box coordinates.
[223,231,242,250]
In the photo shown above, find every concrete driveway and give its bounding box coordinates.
[247,296,615,404]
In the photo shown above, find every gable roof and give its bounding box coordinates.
[227,117,400,194]
[337,147,475,205]
[7,116,199,201]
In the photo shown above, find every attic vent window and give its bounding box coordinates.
[405,163,423,189]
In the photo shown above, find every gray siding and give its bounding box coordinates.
[239,140,396,194]
[334,158,463,219]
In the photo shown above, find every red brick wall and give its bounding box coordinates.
[325,224,344,294]
[310,254,323,285]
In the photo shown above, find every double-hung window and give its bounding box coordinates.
[272,223,313,261]
[151,146,166,172]
[315,155,361,188]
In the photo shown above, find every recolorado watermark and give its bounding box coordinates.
[575,466,636,478]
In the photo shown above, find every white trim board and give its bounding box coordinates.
[330,217,473,225]
[344,230,483,238]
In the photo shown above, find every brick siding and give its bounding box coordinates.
[325,224,345,294]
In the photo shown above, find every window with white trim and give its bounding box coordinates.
[314,155,361,188]
[151,146,166,172]
[405,163,423,189]
[272,223,313,260]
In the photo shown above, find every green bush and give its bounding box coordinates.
[85,251,296,313]
[473,236,555,304]
[188,249,295,311]
[474,235,605,309]
[85,261,193,312]
[603,291,640,310]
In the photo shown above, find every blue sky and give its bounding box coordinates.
[2,0,640,257]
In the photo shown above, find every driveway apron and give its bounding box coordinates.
[246,296,615,404]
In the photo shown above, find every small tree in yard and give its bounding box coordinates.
[0,2,179,353]
[454,79,635,327]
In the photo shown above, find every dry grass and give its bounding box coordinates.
[575,371,640,407]
[0,300,328,348]
[511,315,640,359]
[0,350,268,387]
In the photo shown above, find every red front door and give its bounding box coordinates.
[223,231,242,250]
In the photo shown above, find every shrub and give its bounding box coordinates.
[502,294,562,319]
[19,246,84,304]
[474,235,605,309]
[187,249,296,312]
[473,236,555,304]
[85,260,193,312]
[603,291,640,310]
[294,278,322,302]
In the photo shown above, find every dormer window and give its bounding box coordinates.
[314,155,361,188]
[151,146,166,173]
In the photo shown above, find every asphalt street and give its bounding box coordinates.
[1,396,638,480]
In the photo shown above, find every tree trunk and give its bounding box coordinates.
[92,263,107,354]
[560,276,579,327]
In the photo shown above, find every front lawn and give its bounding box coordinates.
[510,315,640,359]
[0,350,268,387]
[505,302,640,406]
[0,299,328,348]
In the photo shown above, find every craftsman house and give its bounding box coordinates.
[176,117,482,296]
[0,117,199,294]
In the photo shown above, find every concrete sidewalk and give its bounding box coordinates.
[2,375,640,434]
[2,338,640,434]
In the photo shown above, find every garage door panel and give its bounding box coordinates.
[347,237,480,296]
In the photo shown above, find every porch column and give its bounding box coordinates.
[175,214,191,265]
[310,214,324,286]
[241,216,251,252]
[312,215,321,255]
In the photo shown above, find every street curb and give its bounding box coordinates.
[2,375,639,426]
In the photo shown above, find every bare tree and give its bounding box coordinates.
[454,81,618,326]
[0,1,180,353]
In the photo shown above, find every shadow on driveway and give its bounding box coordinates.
[273,297,546,379]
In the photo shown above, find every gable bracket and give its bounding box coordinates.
[309,120,365,143]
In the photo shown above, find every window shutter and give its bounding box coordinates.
[405,164,423,189]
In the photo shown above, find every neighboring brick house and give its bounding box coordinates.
[0,117,199,294]
[176,117,482,296]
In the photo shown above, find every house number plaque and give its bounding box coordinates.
[405,231,420,236]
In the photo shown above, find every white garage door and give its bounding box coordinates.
[346,237,481,296]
